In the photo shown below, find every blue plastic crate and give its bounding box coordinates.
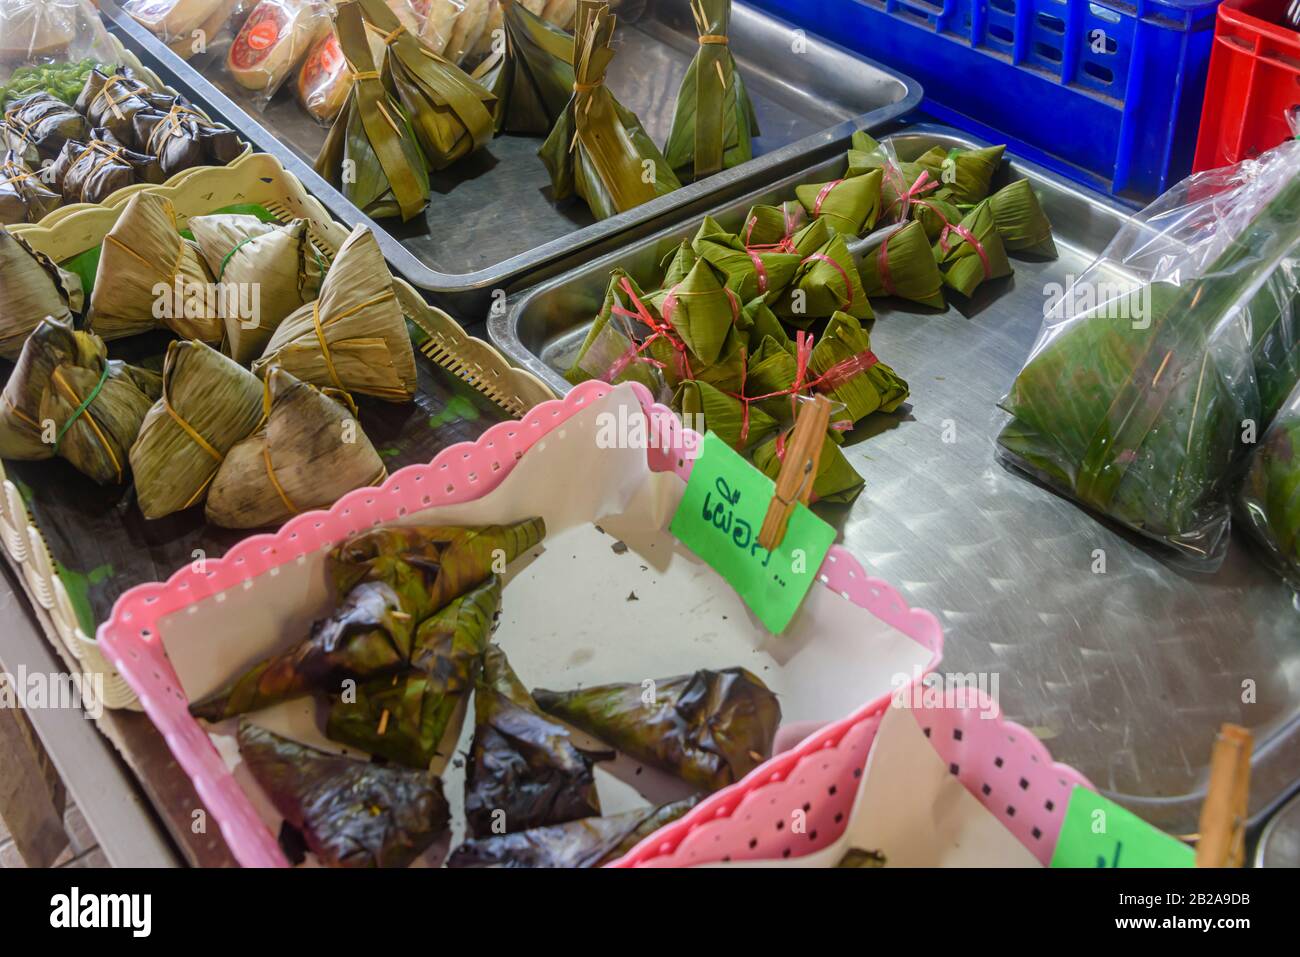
[749,0,1221,203]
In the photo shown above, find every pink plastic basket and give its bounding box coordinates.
[98,380,1024,867]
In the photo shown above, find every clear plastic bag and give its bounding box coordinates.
[0,0,116,69]
[1237,378,1300,589]
[225,0,330,109]
[124,0,244,58]
[997,137,1300,566]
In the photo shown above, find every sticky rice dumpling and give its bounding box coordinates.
[533,667,781,792]
[0,150,60,225]
[254,225,417,401]
[205,368,386,529]
[859,220,946,309]
[238,722,450,868]
[915,143,1005,205]
[663,0,759,183]
[50,136,164,206]
[987,178,1057,258]
[2,91,87,160]
[539,0,681,221]
[325,577,501,767]
[0,316,160,484]
[448,795,702,867]
[795,171,882,237]
[932,200,1012,298]
[0,227,82,360]
[75,67,154,145]
[189,213,325,364]
[314,0,431,221]
[129,340,266,519]
[87,191,222,343]
[328,517,546,622]
[355,0,495,171]
[464,644,612,836]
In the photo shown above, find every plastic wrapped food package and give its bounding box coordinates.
[997,138,1300,566]
[124,0,242,52]
[0,0,117,66]
[1237,378,1300,589]
[227,0,331,108]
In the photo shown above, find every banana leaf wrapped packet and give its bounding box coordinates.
[564,269,666,389]
[773,219,871,325]
[691,215,800,305]
[0,150,60,225]
[795,170,882,237]
[0,228,81,360]
[448,794,701,867]
[76,68,155,147]
[325,577,501,766]
[315,1,431,222]
[204,368,387,529]
[474,0,575,136]
[663,0,758,183]
[533,667,780,792]
[915,143,1005,205]
[998,152,1300,562]
[0,316,161,484]
[238,722,450,867]
[464,644,612,836]
[253,225,417,402]
[860,220,946,308]
[987,178,1056,258]
[328,517,545,622]
[740,200,806,250]
[846,130,941,226]
[3,91,87,160]
[1236,380,1300,588]
[189,213,326,364]
[50,135,165,206]
[133,102,243,169]
[753,428,865,504]
[539,0,681,221]
[129,340,266,519]
[675,377,779,452]
[355,0,496,171]
[932,199,1012,298]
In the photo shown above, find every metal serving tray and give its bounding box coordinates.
[96,0,919,319]
[492,123,1300,836]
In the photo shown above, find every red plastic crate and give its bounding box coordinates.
[1194,0,1300,171]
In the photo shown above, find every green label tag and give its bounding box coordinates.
[669,431,835,634]
[1050,786,1195,868]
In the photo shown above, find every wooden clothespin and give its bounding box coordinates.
[1194,723,1252,867]
[757,395,832,551]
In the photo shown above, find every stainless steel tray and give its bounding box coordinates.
[492,122,1300,836]
[97,0,920,319]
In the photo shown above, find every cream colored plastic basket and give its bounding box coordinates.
[5,150,555,709]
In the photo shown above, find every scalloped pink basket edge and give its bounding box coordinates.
[97,380,1085,868]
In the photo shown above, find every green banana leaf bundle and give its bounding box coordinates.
[742,297,795,355]
[913,193,963,244]
[795,170,882,237]
[753,428,865,504]
[987,179,1057,258]
[532,667,781,792]
[464,645,613,836]
[473,0,576,136]
[692,215,800,304]
[915,143,1005,205]
[999,172,1300,561]
[774,222,871,326]
[932,200,1012,298]
[675,377,779,452]
[810,311,910,424]
[740,200,806,250]
[847,130,938,225]
[564,269,666,389]
[328,518,545,622]
[1236,382,1300,587]
[356,0,495,171]
[238,722,449,868]
[539,0,681,221]
[860,220,946,308]
[314,1,431,221]
[663,0,758,183]
[325,578,500,767]
[448,795,701,867]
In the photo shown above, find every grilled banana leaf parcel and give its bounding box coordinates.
[1236,381,1300,588]
[325,577,501,767]
[447,794,700,868]
[190,581,416,721]
[238,722,450,867]
[533,667,781,792]
[999,171,1300,563]
[464,644,612,836]
[328,517,545,622]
